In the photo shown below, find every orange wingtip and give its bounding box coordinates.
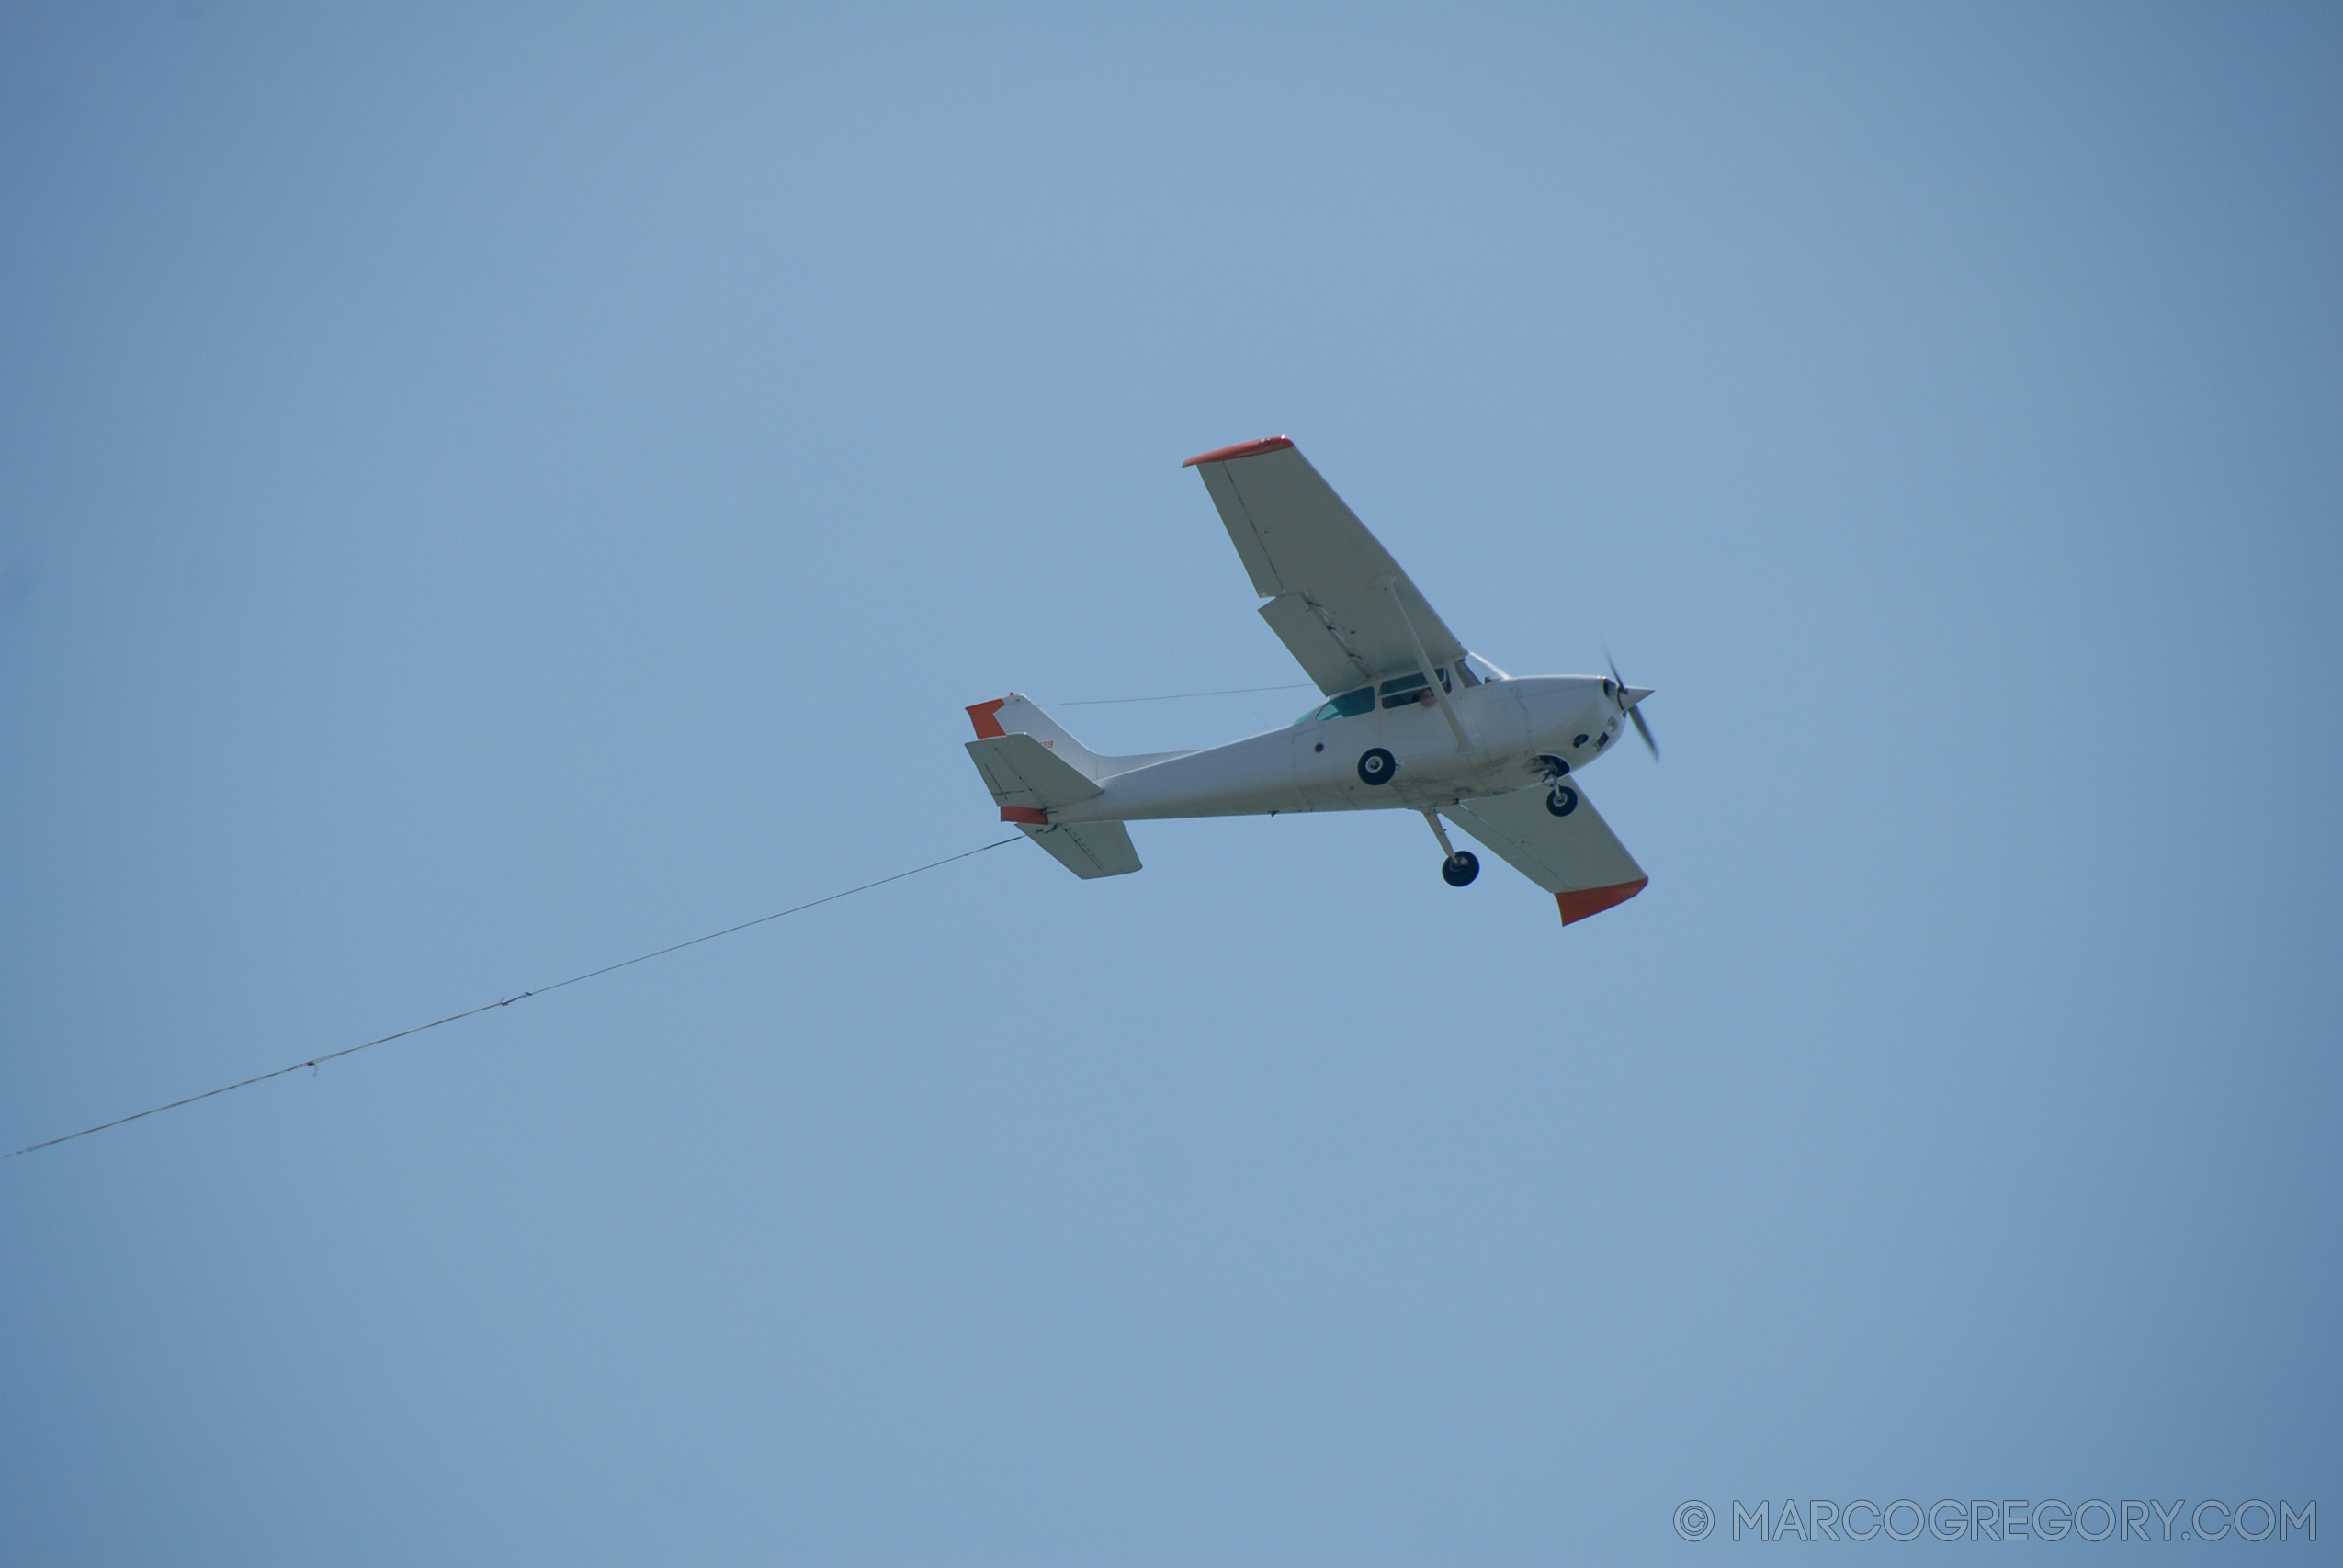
[1556,878,1648,926]
[966,698,1008,739]
[1000,806,1048,825]
[1183,435,1294,468]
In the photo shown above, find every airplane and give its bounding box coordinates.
[962,436,1658,926]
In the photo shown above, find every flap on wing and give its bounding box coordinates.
[1188,441,1466,695]
[1445,782,1648,925]
[965,733,1104,811]
[1019,819,1142,879]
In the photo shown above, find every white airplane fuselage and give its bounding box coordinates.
[1050,675,1629,824]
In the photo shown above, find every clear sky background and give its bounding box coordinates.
[3,5,2337,1563]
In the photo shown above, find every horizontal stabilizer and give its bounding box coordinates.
[1018,818,1142,879]
[965,733,1103,813]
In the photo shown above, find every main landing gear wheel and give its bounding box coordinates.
[1356,748,1397,786]
[1546,784,1579,817]
[1442,851,1480,886]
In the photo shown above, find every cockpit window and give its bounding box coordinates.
[1303,687,1375,723]
[1379,672,1428,707]
[1379,669,1451,707]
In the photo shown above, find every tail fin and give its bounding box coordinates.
[965,694,1110,780]
[964,694,1194,781]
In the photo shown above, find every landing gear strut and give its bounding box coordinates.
[1423,808,1478,886]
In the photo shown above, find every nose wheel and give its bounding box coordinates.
[1421,807,1478,887]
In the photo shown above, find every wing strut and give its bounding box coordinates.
[1381,577,1474,751]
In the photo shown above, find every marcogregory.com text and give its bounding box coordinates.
[1670,1497,2315,1543]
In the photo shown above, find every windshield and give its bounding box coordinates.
[1299,687,1375,723]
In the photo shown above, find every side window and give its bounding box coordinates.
[1379,672,1428,708]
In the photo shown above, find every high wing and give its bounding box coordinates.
[1184,437,1466,696]
[1443,782,1649,925]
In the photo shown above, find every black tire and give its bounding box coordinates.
[1545,784,1579,817]
[1442,852,1479,886]
[1357,748,1397,786]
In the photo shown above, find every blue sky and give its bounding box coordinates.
[3,5,2337,1562]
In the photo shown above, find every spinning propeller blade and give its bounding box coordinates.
[1604,647,1660,761]
[1626,703,1658,760]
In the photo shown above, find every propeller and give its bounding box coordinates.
[1604,645,1659,761]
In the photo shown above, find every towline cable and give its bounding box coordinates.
[6,836,1025,1161]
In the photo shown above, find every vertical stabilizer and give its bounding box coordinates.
[963,694,1193,782]
[965,694,1110,780]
